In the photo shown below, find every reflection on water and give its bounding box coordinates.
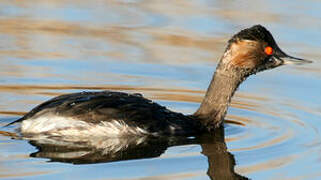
[2,127,248,179]
[1,0,321,180]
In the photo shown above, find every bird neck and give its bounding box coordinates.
[194,58,248,130]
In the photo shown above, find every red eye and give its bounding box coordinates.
[264,46,273,55]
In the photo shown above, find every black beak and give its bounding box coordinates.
[274,47,313,65]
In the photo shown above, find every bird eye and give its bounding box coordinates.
[264,46,273,55]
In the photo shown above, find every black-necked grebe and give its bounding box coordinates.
[7,25,312,137]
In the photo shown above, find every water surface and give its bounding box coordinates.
[0,0,321,179]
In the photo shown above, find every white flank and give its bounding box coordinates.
[21,115,149,137]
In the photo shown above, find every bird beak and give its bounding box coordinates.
[274,48,313,65]
[279,54,313,65]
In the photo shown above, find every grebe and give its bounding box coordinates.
[7,25,312,137]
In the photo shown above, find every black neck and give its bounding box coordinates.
[194,59,248,130]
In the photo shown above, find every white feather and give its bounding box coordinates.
[21,115,149,137]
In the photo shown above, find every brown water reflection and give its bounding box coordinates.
[0,18,225,65]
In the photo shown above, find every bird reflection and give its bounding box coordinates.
[199,127,248,180]
[27,127,248,180]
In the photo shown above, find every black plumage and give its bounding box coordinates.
[11,91,203,135]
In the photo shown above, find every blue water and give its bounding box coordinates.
[0,0,321,179]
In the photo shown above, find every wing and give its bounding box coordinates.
[8,91,154,123]
[7,91,200,135]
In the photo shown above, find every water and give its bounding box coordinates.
[0,0,321,179]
